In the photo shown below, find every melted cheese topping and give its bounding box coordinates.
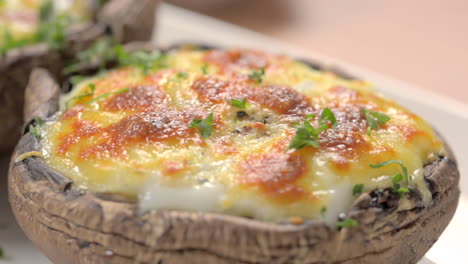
[41,48,445,223]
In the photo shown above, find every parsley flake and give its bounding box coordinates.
[29,117,42,140]
[248,67,265,84]
[177,72,188,79]
[320,206,327,217]
[361,107,390,134]
[370,160,409,185]
[87,88,130,105]
[201,64,209,74]
[116,46,167,75]
[370,160,411,196]
[65,83,96,108]
[231,98,250,108]
[317,107,337,132]
[1,0,72,54]
[287,120,320,151]
[288,109,338,151]
[336,218,359,228]
[64,38,116,74]
[190,113,214,138]
[352,184,364,196]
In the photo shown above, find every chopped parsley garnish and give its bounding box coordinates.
[288,109,338,151]
[1,0,72,54]
[352,184,364,196]
[69,75,87,86]
[29,117,42,140]
[65,83,96,108]
[287,120,320,150]
[189,113,214,138]
[370,160,410,196]
[35,0,72,50]
[230,98,250,108]
[248,67,265,84]
[116,46,167,75]
[64,38,117,74]
[66,42,168,75]
[336,218,359,228]
[320,206,327,217]
[201,64,209,74]
[177,72,189,79]
[318,107,337,131]
[360,107,390,134]
[87,88,130,105]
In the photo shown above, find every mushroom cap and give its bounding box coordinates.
[8,49,460,264]
[0,0,160,153]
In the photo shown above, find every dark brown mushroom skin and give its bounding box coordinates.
[0,0,160,154]
[8,50,460,264]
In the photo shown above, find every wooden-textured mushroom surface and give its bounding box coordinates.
[0,0,159,154]
[8,64,460,264]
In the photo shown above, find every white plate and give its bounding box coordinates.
[1,3,466,263]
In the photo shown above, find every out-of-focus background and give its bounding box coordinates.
[167,0,468,103]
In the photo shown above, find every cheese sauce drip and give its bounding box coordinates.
[41,48,445,223]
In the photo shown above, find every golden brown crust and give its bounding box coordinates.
[0,0,160,154]
[8,48,460,264]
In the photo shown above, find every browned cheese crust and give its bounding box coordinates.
[8,49,461,263]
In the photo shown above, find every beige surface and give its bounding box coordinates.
[168,0,468,103]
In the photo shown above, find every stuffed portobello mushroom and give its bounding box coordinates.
[9,45,460,264]
[0,0,159,153]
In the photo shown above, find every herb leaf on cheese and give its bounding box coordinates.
[370,160,410,195]
[87,88,130,105]
[201,64,209,74]
[318,107,337,131]
[288,120,320,150]
[65,83,96,108]
[361,107,390,134]
[248,67,265,84]
[288,109,338,151]
[231,98,250,109]
[370,160,409,185]
[116,46,167,75]
[190,113,214,138]
[177,72,188,79]
[320,206,327,217]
